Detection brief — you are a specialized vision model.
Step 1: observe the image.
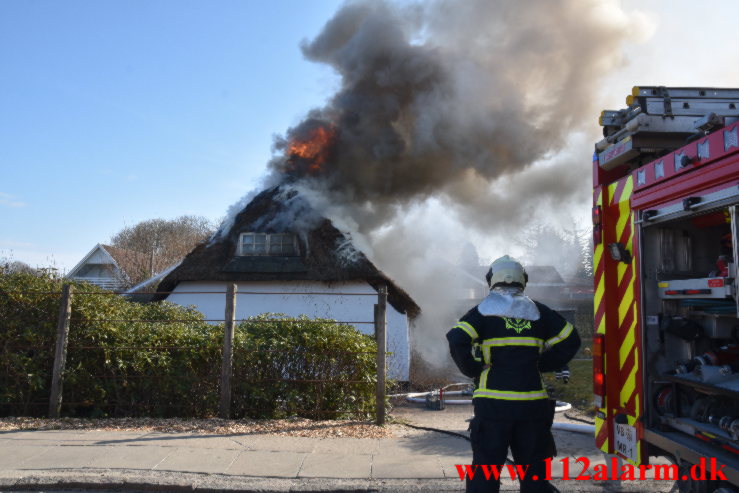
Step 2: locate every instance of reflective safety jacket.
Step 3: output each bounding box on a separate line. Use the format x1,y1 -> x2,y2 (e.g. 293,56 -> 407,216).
446,301 -> 580,420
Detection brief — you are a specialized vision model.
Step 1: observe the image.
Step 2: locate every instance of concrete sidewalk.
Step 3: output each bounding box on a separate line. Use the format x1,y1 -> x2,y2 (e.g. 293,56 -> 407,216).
0,427 -> 674,492
0,427 -> 469,492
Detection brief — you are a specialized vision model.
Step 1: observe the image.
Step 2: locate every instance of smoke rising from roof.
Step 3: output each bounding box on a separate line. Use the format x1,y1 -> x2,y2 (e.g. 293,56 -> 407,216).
240,0 -> 651,377
266,0 -> 649,230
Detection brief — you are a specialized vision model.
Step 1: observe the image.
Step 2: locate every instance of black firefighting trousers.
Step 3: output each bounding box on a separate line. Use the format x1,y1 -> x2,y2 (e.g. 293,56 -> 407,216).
467,412 -> 556,493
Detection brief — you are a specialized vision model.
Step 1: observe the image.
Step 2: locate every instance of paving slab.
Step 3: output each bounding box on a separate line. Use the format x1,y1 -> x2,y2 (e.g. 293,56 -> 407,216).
1,430 -> 93,444
312,437 -> 379,454
372,453 -> 444,479
2,430 -> 151,448
378,435 -> 464,458
430,436 -> 471,455
120,432 -> 243,449
232,434 -> 317,452
154,446 -> 241,474
87,445 -> 173,470
19,445 -> 105,470
437,454 -> 472,479
70,430 -> 151,442
226,450 -> 306,477
298,452 -> 371,478
0,444 -> 53,470
377,437 -> 419,453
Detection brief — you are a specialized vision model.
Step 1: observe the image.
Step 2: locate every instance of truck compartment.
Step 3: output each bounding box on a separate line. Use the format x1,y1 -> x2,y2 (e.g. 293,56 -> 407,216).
641,205 -> 739,468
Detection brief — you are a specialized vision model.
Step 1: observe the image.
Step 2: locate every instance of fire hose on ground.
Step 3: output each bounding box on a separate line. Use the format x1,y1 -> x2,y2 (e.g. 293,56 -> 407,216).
393,383 -> 595,436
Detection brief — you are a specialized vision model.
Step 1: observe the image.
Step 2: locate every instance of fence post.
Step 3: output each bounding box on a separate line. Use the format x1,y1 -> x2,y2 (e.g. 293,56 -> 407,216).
49,284 -> 73,418
220,283 -> 237,419
375,284 -> 387,425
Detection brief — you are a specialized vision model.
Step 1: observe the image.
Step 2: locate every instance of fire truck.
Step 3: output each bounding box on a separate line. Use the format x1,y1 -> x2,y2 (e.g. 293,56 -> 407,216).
593,86 -> 739,491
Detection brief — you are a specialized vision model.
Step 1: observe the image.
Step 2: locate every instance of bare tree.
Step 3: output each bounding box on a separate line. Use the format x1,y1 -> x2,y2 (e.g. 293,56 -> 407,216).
109,215 -> 216,288
517,223 -> 592,279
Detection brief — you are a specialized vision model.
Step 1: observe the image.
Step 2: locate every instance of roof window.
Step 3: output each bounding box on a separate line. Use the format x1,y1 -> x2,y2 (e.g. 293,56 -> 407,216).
238,233 -> 298,256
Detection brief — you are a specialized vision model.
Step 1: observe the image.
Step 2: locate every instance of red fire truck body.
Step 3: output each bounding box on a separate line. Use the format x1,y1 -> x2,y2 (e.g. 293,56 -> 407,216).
593,86 -> 739,486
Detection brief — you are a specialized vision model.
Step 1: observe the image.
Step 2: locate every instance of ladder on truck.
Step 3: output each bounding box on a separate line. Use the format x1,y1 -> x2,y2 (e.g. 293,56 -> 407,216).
596,86 -> 739,170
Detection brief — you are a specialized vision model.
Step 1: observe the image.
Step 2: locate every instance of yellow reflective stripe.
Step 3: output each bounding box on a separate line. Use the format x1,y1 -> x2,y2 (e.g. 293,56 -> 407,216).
482,337 -> 543,348
480,367 -> 489,389
454,321 -> 478,340
595,415 -> 609,453
620,351 -> 638,408
546,322 -> 574,347
473,389 -> 548,400
482,345 -> 491,365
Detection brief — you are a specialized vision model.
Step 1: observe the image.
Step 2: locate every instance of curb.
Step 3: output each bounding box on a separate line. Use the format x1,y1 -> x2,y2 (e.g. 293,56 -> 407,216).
0,470 -> 464,493
0,470 -> 674,492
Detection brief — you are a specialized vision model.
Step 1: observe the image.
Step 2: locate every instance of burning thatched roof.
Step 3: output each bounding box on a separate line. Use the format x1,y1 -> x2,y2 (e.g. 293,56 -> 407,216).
157,187 -> 420,317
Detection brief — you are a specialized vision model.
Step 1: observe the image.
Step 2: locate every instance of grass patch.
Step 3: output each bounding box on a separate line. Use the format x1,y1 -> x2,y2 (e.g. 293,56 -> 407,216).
543,359 -> 593,413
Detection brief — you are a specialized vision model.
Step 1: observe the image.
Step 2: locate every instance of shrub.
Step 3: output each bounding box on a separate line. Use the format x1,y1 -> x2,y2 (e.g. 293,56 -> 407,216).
0,271 -> 219,417
0,272 -> 379,419
0,271 -> 64,415
232,315 -> 378,420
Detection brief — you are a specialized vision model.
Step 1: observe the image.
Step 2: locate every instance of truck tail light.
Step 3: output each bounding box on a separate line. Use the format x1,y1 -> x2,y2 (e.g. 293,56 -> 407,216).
593,333 -> 606,408
593,206 -> 603,244
684,289 -> 711,295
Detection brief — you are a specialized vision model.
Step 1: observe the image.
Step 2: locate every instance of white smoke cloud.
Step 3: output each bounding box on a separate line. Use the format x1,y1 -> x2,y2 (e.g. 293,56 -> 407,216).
223,0 -> 654,377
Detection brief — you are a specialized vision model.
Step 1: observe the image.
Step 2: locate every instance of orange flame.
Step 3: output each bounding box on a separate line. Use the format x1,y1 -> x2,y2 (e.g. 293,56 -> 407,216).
287,124 -> 336,174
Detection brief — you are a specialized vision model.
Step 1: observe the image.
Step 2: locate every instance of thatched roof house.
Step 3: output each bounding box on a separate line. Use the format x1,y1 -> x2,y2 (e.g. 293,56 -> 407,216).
157,187 -> 419,317
157,186 -> 420,380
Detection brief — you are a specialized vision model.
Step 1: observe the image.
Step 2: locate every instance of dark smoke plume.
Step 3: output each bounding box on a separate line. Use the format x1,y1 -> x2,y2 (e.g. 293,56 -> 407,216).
252,0 -> 649,374
267,0 -> 644,232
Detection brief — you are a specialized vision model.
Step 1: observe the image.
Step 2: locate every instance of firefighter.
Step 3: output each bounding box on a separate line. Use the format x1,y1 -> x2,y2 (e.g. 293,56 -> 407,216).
446,255 -> 580,493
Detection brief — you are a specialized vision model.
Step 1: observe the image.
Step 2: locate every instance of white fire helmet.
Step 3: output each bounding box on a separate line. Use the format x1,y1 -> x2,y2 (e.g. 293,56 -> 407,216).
486,255 -> 528,289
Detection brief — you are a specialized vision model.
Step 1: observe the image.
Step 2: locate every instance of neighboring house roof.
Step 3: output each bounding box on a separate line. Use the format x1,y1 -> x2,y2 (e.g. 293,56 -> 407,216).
66,244 -> 127,290
526,265 -> 566,286
157,187 -> 420,317
524,265 -> 575,308
563,276 -> 595,296
66,244 -> 111,279
67,244 -> 157,290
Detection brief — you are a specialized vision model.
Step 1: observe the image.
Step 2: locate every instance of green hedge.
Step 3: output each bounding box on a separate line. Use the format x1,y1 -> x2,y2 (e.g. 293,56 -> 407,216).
232,315 -> 377,419
0,271 -> 379,419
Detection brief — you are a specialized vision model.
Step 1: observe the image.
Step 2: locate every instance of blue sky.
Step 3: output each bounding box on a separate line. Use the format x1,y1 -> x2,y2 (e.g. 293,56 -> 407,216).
1,0 -> 343,270
2,0 -> 739,272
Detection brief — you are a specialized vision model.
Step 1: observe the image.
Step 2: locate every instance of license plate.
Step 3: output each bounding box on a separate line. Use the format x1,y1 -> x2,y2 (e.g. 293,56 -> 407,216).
615,423 -> 637,462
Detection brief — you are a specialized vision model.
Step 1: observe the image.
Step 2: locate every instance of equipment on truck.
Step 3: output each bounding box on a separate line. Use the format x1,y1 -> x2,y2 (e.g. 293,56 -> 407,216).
596,86 -> 739,171
594,86 -> 739,492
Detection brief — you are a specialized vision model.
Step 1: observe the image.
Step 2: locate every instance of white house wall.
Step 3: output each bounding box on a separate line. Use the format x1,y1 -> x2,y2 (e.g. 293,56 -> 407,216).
166,281 -> 410,381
